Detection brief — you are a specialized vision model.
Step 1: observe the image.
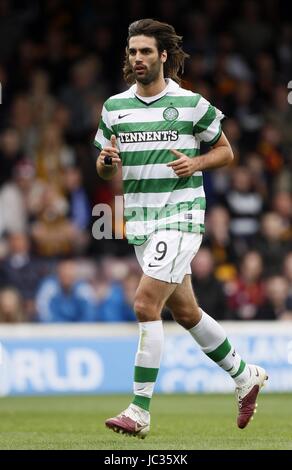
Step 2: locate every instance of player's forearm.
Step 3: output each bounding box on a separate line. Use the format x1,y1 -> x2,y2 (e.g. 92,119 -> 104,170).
96,160 -> 118,180
194,144 -> 234,171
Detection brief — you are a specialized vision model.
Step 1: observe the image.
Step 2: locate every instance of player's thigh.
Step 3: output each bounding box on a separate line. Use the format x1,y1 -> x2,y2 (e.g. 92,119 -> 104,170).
135,273 -> 177,311
166,274 -> 201,319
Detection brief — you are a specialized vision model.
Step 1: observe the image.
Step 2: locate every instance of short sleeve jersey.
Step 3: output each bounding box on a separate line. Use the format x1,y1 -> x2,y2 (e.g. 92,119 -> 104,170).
94,79 -> 224,245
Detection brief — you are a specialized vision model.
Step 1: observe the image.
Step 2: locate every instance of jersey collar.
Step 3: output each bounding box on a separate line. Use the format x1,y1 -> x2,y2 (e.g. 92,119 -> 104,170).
129,78 -> 179,98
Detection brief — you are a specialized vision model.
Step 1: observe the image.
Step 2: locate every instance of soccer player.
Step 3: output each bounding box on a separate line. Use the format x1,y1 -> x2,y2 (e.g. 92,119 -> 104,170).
94,19 -> 268,438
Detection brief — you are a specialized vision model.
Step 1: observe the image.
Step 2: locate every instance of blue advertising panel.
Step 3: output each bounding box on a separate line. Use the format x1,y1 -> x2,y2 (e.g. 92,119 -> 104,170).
0,330 -> 291,395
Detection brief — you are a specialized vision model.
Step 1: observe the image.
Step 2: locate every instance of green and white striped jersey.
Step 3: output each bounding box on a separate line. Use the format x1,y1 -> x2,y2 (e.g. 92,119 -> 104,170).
94,79 -> 224,245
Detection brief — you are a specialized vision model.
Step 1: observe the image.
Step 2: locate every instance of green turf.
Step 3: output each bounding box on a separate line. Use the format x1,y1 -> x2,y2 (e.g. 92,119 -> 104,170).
0,394 -> 291,450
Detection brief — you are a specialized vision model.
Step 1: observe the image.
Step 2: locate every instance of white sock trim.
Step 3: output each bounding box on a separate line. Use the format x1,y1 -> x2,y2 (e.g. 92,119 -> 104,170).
134,382 -> 155,398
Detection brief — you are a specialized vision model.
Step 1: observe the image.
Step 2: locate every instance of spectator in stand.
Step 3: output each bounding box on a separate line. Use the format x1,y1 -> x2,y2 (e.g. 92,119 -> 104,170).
0,288 -> 23,323
9,94 -> 37,156
60,55 -> 108,138
0,127 -> 23,187
40,28 -> 71,93
206,119 -> 239,209
31,184 -> 76,257
257,276 -> 291,320
272,192 -> 292,242
264,84 -> 292,155
255,52 -> 276,103
0,158 -> 49,246
283,253 -> 292,308
63,166 -> 91,231
245,152 -> 268,200
63,165 -> 91,253
276,24 -> 292,82
221,118 -> 242,162
224,80 -> 263,151
191,248 -> 227,320
0,159 -> 47,233
0,232 -> 49,321
257,124 -> 285,185
34,123 -> 75,193
225,251 -> 266,320
13,159 -> 46,218
98,271 -> 138,322
28,69 -> 56,129
51,102 -> 72,139
36,259 -> 97,322
253,212 -> 292,277
222,166 -> 264,255
96,257 -> 138,322
232,1 -> 272,60
0,167 -> 27,238
204,205 -> 237,282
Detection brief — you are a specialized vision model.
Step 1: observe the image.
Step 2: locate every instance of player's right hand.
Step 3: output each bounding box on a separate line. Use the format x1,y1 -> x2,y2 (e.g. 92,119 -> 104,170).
99,135 -> 121,166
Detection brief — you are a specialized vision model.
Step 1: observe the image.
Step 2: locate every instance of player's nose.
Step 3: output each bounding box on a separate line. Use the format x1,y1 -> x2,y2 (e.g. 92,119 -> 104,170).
135,53 -> 143,62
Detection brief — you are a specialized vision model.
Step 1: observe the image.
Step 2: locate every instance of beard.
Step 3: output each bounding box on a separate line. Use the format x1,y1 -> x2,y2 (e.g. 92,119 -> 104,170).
133,60 -> 161,85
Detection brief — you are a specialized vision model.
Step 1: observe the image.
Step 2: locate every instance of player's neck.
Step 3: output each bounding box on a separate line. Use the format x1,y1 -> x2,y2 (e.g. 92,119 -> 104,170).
136,76 -> 167,97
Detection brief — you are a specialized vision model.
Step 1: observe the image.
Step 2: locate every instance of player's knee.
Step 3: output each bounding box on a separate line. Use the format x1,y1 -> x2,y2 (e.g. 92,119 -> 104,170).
134,297 -> 161,322
173,314 -> 192,329
172,307 -> 201,329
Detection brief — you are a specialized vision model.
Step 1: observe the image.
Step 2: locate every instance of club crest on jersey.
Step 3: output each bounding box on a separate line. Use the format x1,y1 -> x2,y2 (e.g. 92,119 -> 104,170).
163,107 -> 179,121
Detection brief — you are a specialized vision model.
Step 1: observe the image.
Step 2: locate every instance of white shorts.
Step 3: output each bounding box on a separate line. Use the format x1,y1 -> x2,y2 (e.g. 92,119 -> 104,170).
134,230 -> 203,284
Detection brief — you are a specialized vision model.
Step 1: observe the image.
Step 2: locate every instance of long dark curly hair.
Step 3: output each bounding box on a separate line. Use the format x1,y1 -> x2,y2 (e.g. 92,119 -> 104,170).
123,18 -> 189,86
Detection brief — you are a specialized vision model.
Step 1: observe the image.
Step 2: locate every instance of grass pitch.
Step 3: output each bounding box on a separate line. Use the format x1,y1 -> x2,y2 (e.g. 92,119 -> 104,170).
0,394 -> 291,450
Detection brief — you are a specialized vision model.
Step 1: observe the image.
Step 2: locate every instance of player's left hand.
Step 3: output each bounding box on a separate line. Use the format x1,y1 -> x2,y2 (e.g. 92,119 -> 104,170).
167,150 -> 200,177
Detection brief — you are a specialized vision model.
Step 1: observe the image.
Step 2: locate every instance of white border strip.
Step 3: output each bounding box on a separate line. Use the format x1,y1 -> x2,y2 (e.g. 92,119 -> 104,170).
0,322 -> 292,338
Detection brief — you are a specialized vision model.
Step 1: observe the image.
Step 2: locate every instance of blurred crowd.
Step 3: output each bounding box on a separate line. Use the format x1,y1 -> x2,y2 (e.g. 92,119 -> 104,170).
0,0 -> 292,323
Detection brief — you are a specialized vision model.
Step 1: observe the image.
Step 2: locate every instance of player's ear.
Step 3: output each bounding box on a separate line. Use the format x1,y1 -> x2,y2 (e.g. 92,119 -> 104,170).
161,50 -> 167,63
